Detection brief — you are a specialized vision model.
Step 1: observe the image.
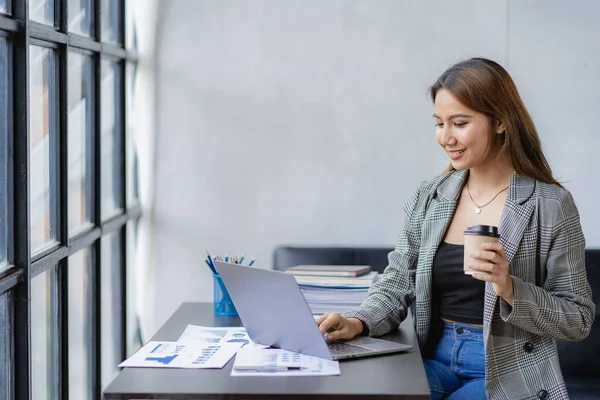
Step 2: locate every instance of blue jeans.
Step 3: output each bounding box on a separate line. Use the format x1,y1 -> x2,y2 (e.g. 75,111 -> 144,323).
423,322 -> 486,399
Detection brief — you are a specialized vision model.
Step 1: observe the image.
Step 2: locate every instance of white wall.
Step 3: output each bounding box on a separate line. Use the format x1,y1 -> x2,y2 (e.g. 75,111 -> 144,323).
506,0 -> 600,244
147,0 -> 600,336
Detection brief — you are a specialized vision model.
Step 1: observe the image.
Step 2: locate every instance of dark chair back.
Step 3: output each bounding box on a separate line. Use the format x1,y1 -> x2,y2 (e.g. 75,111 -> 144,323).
273,246 -> 392,273
556,249 -> 600,377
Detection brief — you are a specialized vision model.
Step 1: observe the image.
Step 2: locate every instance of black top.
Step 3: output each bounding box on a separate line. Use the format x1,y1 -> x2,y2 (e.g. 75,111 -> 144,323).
432,242 -> 485,325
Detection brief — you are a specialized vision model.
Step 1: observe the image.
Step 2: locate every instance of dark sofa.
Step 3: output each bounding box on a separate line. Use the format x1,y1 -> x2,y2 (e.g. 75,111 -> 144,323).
274,246 -> 600,399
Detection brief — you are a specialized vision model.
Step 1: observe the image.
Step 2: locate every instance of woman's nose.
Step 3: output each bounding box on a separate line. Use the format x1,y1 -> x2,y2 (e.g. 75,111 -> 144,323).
440,126 -> 456,145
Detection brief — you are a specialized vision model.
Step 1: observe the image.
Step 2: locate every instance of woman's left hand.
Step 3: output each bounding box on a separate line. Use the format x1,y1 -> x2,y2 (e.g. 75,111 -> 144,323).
469,243 -> 514,305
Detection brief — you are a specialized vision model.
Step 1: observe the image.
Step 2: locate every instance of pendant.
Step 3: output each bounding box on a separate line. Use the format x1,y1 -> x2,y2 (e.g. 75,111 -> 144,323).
475,208 -> 481,214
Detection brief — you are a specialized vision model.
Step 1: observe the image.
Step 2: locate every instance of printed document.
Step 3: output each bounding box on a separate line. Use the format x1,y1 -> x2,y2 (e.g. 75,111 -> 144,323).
177,324 -> 268,348
231,347 -> 340,377
119,326 -> 258,369
118,340 -> 242,369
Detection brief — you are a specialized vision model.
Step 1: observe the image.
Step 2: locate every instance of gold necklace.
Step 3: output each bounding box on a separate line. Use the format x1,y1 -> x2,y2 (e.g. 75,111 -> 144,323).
467,183 -> 509,214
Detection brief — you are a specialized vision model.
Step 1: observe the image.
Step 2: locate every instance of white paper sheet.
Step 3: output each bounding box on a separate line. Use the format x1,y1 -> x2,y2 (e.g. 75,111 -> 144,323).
177,325 -> 268,348
118,340 -> 243,369
230,347 -> 340,377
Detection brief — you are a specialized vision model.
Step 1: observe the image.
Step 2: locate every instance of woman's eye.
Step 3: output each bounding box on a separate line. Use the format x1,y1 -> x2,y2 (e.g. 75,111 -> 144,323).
435,122 -> 443,128
454,122 -> 467,128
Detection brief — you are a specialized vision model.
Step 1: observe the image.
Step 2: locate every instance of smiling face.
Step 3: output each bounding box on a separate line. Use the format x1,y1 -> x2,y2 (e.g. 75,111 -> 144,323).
433,89 -> 505,171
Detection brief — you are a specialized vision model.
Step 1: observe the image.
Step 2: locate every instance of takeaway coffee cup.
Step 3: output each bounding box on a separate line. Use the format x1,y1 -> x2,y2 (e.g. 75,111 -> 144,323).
464,225 -> 500,275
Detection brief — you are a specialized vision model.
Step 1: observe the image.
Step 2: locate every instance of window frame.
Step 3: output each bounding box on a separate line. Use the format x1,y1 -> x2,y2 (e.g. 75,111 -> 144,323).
0,1 -> 140,399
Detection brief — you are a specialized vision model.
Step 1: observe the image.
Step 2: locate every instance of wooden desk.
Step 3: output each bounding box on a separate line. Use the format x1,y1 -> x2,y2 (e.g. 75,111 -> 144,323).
103,302 -> 430,399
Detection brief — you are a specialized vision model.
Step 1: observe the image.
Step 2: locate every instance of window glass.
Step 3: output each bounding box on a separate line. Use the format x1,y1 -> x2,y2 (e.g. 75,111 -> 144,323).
0,0 -> 7,13
0,292 -> 12,399
68,52 -> 94,234
101,231 -> 122,390
68,248 -> 93,399
126,62 -> 139,206
31,269 -> 58,400
126,221 -> 141,356
125,0 -> 137,51
68,0 -> 93,36
101,59 -> 122,219
30,46 -> 57,254
29,0 -> 54,25
102,0 -> 121,44
0,38 -> 7,269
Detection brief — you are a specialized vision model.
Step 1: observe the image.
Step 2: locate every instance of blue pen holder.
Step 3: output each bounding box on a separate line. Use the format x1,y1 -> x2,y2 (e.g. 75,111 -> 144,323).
213,274 -> 238,316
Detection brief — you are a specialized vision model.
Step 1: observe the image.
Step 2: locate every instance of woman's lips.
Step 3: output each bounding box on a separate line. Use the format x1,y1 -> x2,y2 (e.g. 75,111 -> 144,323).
448,149 -> 466,160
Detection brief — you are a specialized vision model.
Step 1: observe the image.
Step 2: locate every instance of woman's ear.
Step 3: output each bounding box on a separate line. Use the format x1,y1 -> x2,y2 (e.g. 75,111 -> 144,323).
495,119 -> 506,134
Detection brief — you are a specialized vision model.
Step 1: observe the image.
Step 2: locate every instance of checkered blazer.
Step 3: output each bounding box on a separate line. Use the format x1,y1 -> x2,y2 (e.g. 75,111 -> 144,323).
343,169 -> 595,400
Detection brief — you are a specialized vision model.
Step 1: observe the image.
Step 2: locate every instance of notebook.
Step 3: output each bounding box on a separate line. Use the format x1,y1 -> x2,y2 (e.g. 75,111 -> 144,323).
213,261 -> 412,361
285,265 -> 371,277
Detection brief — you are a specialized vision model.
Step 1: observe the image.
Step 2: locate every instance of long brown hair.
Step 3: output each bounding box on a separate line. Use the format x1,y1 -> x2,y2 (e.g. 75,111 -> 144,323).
429,57 -> 560,186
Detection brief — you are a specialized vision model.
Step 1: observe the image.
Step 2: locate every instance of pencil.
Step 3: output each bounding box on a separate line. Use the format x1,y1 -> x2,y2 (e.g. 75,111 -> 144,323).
248,257 -> 256,266
206,251 -> 216,267
205,251 -> 217,274
205,259 -> 217,275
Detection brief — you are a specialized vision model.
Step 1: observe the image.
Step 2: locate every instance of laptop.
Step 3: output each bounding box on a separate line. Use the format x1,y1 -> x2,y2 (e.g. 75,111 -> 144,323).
214,261 -> 413,361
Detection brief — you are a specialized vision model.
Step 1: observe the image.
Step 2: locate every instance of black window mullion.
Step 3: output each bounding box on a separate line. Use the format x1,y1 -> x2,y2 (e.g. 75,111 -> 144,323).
58,0 -> 68,395
58,257 -> 68,400
118,60 -> 125,212
92,0 -> 102,397
8,291 -> 14,400
93,0 -> 102,233
91,238 -> 101,400
12,2 -> 32,400
58,0 -> 68,245
119,225 -> 126,363
119,0 -> 125,46
118,56 -> 128,364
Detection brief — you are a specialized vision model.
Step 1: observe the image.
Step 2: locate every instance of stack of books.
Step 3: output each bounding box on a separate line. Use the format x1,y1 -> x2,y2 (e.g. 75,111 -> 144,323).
284,265 -> 377,315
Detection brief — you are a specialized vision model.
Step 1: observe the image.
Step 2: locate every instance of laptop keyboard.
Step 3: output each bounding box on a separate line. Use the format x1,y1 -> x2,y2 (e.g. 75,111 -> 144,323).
327,341 -> 372,357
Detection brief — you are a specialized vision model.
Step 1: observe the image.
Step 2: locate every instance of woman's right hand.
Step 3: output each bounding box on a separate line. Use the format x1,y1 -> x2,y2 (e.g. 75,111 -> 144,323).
316,312 -> 364,341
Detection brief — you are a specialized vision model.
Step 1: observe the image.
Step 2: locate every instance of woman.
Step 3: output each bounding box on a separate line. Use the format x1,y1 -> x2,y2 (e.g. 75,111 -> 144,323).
316,58 -> 595,399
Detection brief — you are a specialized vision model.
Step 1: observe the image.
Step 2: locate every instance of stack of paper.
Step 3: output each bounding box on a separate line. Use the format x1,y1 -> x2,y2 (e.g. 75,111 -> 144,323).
300,285 -> 370,314
285,265 -> 377,314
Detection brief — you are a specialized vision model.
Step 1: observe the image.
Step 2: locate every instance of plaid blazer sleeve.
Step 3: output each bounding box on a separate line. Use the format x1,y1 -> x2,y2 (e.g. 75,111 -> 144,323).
499,190 -> 595,341
342,182 -> 426,337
